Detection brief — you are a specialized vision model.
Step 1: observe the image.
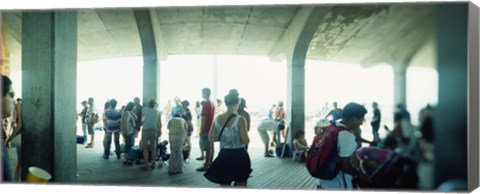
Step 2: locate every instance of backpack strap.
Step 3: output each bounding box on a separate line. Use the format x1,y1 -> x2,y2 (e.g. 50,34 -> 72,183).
218,114 -> 237,140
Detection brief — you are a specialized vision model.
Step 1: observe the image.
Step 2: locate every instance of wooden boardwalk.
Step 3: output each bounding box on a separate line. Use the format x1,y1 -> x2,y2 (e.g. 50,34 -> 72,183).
75,137 -> 317,190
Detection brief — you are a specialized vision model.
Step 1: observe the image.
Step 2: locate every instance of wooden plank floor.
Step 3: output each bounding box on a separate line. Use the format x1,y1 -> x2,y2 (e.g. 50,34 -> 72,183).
75,133 -> 317,190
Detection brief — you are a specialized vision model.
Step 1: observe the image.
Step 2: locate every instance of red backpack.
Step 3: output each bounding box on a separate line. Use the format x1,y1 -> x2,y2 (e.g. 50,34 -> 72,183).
305,123 -> 349,179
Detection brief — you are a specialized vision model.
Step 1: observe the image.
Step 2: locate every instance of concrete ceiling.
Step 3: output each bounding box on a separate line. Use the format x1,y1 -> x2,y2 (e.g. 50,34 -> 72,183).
2,4 -> 435,67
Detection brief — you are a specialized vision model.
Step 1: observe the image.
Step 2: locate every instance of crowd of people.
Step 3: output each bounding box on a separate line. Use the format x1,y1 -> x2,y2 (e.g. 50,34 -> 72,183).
1,74 -> 436,189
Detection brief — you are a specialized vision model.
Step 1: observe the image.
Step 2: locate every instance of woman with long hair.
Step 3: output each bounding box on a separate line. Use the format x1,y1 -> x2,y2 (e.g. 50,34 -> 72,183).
121,102 -> 136,165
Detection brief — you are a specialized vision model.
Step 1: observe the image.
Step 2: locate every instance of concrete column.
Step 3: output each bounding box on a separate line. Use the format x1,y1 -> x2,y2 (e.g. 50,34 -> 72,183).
213,55 -> 218,102
286,62 -> 305,145
21,11 -> 77,182
393,65 -> 407,108
284,7 -> 331,145
467,2 -> 480,190
434,3 -> 468,188
134,10 -> 160,106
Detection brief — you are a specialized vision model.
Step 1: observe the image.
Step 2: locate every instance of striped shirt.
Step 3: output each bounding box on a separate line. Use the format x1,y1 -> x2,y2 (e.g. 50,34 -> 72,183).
105,108 -> 121,132
167,117 -> 187,137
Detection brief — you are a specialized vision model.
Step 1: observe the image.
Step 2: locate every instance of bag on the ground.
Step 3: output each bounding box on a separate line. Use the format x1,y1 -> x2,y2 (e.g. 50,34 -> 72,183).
157,140 -> 170,161
275,143 -> 293,157
305,123 -> 349,180
129,146 -> 140,161
76,135 -> 86,144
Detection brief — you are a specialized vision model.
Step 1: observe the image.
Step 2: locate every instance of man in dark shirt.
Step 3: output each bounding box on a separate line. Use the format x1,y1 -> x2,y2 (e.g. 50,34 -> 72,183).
133,97 -> 143,136
371,102 -> 381,143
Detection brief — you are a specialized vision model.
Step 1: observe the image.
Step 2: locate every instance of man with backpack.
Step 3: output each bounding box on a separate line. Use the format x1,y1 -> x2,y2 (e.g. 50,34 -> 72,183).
307,102 -> 371,189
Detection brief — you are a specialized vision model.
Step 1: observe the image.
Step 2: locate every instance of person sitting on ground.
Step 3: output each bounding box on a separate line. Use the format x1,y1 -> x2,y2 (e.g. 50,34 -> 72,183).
293,130 -> 309,162
257,118 -> 283,157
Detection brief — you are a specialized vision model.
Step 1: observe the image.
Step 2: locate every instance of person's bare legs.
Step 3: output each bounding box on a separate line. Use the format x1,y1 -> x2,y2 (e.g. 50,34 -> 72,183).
14,156 -> 21,181
87,134 -> 94,146
142,146 -> 150,169
206,146 -> 214,168
151,143 -> 156,168
264,143 -> 269,156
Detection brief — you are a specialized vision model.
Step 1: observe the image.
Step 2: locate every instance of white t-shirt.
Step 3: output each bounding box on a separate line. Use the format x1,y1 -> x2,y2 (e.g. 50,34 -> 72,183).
257,118 -> 278,132
317,123 -> 357,190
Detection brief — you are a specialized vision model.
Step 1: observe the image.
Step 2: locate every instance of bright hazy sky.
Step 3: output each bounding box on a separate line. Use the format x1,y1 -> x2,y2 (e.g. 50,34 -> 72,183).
8,54 -> 438,126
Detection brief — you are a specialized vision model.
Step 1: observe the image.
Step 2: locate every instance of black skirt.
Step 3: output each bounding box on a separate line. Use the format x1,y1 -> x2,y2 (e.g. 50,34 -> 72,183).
204,148 -> 252,184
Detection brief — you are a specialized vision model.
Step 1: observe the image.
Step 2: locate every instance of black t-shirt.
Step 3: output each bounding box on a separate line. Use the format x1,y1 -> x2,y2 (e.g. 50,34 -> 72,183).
81,107 -> 88,123
371,108 -> 381,126
182,108 -> 193,135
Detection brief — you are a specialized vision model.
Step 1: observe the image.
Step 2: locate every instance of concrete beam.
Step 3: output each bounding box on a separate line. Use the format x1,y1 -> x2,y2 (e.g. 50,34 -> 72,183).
360,13 -> 432,68
133,9 -> 160,106
268,6 -> 330,62
21,10 -> 77,182
149,8 -> 168,61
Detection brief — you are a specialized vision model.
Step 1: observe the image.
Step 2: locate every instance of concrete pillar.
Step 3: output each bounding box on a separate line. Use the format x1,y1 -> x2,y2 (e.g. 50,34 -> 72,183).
393,65 -> 407,108
467,2 -> 479,190
286,62 -> 305,144
434,3 -> 468,188
283,7 -> 331,145
133,10 -> 160,106
213,55 -> 218,102
21,11 -> 77,182
0,12 -> 10,76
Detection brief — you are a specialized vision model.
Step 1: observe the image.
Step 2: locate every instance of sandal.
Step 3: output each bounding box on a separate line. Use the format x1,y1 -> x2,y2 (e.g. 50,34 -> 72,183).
196,166 -> 209,172
140,166 -> 150,171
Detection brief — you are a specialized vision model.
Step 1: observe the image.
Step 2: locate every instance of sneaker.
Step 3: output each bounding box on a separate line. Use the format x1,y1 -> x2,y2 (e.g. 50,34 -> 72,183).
196,157 -> 205,161
264,153 -> 274,158
103,155 -> 109,159
85,144 -> 94,148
